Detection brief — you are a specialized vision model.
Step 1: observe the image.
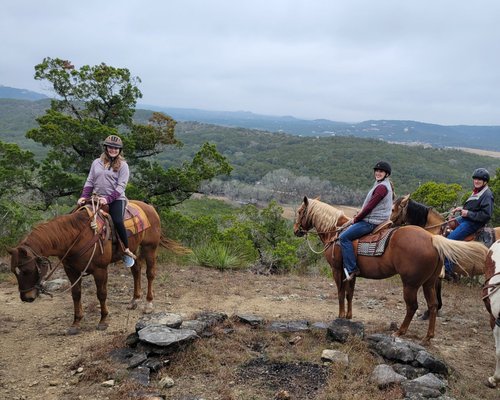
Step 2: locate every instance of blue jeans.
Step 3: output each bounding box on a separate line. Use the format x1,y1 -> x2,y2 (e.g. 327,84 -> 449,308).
444,217 -> 484,273
338,221 -> 376,273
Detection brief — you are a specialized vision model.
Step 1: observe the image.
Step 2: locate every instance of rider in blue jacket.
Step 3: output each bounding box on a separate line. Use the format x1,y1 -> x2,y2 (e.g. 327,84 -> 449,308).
444,168 -> 494,280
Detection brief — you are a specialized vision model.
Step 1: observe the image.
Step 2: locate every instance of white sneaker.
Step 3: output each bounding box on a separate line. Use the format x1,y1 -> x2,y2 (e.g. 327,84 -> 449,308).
122,255 -> 135,268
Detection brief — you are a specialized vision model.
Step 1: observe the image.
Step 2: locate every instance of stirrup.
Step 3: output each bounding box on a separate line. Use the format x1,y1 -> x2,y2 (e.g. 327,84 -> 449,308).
122,255 -> 135,268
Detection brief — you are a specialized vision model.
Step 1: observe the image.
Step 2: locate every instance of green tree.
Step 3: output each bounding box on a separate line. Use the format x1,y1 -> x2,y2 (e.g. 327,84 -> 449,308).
22,57 -> 231,208
411,181 -> 462,212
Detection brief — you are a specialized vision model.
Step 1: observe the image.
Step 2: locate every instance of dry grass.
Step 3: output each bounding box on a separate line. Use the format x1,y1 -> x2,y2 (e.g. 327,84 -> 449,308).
68,317 -> 421,400
1,261 -> 499,400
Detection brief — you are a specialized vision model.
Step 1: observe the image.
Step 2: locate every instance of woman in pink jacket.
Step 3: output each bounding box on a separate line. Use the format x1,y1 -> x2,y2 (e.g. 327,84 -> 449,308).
77,135 -> 135,267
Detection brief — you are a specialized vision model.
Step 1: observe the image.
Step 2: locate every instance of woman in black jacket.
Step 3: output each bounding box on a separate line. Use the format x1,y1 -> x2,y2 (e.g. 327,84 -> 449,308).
444,168 -> 494,279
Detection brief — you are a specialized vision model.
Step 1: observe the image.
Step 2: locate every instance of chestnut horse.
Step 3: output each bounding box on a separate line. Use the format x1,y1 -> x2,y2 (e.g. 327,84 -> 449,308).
9,200 -> 187,334
391,195 -> 497,277
483,240 -> 500,388
294,196 -> 488,343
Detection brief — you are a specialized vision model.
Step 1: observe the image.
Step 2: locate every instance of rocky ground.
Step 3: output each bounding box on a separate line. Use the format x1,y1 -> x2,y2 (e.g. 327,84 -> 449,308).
0,258 -> 498,399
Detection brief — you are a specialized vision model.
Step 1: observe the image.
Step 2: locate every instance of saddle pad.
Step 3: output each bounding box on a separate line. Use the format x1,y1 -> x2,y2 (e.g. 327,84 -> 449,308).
475,227 -> 496,248
80,203 -> 151,237
355,228 -> 398,257
124,202 -> 151,237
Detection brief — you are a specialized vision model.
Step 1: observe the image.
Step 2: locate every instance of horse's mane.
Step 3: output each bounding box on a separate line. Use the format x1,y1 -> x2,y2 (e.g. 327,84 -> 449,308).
406,199 -> 430,227
23,210 -> 89,249
306,199 -> 344,232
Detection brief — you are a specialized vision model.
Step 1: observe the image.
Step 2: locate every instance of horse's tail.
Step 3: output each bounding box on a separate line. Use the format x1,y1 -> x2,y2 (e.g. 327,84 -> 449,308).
431,235 -> 488,274
160,235 -> 192,255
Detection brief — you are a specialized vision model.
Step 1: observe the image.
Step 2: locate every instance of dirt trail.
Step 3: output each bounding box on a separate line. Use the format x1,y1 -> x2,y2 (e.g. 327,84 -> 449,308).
0,262 -> 498,399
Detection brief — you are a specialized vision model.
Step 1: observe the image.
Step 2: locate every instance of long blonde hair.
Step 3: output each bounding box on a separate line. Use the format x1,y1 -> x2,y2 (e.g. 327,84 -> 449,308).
100,151 -> 125,172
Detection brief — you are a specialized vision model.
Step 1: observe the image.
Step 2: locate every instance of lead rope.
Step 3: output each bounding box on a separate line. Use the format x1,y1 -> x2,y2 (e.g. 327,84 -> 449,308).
305,233 -> 336,254
42,195 -> 102,296
56,242 -> 98,295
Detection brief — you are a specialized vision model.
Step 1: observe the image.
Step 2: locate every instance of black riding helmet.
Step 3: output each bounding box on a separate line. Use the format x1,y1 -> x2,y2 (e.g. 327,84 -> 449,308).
373,160 -> 391,176
472,168 -> 490,182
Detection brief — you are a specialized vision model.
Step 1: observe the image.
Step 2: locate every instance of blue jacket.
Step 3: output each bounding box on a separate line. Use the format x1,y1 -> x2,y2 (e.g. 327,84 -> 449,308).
463,186 -> 494,225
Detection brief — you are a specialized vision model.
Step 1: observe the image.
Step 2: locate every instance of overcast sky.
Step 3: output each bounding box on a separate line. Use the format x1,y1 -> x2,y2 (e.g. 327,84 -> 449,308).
2,1 -> 500,125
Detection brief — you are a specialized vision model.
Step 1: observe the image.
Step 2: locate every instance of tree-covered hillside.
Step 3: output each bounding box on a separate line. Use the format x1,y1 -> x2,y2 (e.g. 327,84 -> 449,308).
2,99 -> 499,199
153,122 -> 500,196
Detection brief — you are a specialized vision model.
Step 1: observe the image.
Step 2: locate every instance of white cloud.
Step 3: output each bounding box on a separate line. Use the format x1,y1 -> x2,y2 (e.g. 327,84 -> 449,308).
2,0 -> 500,125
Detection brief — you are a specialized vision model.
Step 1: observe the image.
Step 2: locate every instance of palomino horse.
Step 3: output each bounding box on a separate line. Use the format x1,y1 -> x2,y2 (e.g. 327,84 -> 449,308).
294,196 -> 488,343
483,240 -> 500,388
9,200 -> 187,334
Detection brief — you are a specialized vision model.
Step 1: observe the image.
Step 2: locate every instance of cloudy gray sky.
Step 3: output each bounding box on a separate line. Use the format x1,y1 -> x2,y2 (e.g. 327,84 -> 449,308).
2,1 -> 500,125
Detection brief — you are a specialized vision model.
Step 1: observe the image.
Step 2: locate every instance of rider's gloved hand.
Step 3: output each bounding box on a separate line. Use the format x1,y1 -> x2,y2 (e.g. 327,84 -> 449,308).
99,197 -> 108,206
77,197 -> 87,206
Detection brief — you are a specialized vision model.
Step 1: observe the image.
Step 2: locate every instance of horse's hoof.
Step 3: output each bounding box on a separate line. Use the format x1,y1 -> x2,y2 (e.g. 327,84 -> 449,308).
485,377 -> 498,388
127,301 -> 138,310
96,323 -> 108,331
67,326 -> 80,335
391,331 -> 402,338
143,302 -> 154,314
420,338 -> 431,346
419,311 -> 429,321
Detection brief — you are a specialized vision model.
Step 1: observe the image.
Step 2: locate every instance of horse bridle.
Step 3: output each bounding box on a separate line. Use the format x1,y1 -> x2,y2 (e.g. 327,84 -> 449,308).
12,204 -> 101,296
296,203 -> 344,254
295,204 -> 310,236
13,245 -> 53,295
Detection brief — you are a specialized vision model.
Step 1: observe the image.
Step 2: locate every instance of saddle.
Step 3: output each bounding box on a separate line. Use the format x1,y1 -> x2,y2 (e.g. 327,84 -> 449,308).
81,202 -> 151,240
444,225 -> 496,248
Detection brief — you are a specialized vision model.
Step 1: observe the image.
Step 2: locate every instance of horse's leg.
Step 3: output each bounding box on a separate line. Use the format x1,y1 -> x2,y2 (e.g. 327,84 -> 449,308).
420,279 -> 438,344
487,325 -> 500,388
65,267 -> 84,335
127,251 -> 143,311
92,267 -> 109,330
333,268 -> 346,318
143,246 -> 158,314
393,284 -> 419,338
345,279 -> 356,319
421,278 -> 443,321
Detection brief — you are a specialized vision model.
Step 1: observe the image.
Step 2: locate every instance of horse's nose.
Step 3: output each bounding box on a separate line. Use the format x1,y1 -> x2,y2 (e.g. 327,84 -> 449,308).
20,291 -> 37,302
21,296 -> 35,303
293,224 -> 305,237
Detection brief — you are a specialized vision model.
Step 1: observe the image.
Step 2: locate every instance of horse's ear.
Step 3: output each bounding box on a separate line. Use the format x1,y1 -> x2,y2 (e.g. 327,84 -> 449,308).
303,196 -> 309,205
401,194 -> 410,205
315,195 -> 321,200
17,246 -> 28,257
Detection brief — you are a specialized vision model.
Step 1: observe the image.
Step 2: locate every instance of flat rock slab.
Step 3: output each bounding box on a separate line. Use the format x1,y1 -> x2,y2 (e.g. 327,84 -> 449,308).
138,325 -> 198,347
135,312 -> 183,332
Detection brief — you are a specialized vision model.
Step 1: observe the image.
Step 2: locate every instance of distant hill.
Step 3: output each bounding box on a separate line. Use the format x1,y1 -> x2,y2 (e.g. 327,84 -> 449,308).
0,85 -> 49,101
139,105 -> 500,151
1,85 -> 500,151
1,95 -> 499,196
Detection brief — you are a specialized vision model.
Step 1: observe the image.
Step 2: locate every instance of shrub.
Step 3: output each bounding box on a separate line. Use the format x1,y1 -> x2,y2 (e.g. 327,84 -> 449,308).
190,242 -> 246,271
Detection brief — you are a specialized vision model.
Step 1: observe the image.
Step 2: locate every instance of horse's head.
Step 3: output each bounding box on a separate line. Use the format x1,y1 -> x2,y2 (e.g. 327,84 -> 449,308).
391,194 -> 410,225
293,196 -> 312,237
8,245 -> 50,302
